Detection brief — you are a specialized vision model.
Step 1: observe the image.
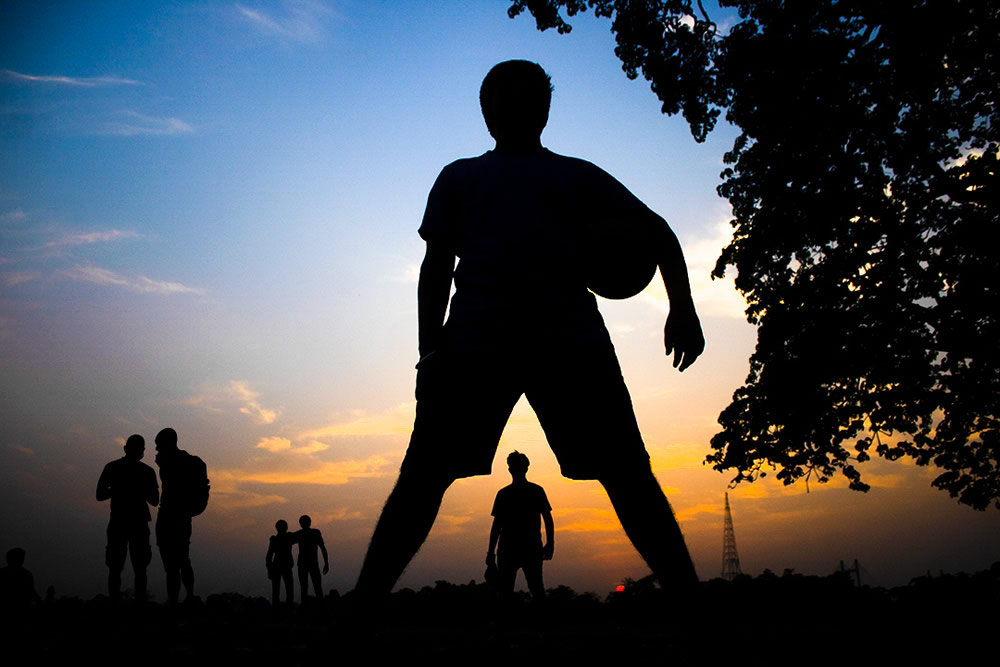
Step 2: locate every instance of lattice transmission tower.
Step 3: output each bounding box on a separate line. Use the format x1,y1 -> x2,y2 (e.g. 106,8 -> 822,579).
721,492 -> 743,581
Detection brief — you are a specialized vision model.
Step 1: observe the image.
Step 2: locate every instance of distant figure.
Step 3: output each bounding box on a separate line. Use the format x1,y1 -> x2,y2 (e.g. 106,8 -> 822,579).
294,515 -> 329,601
0,548 -> 40,617
487,451 -> 553,600
154,427 -> 209,605
357,60 -> 703,598
266,519 -> 295,610
96,434 -> 159,601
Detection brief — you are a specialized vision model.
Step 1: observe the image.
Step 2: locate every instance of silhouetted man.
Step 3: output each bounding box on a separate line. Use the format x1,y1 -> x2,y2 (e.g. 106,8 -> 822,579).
356,60 -> 704,598
0,548 -> 40,619
487,451 -> 553,600
266,519 -> 295,610
96,434 -> 159,601
155,427 -> 209,605
294,515 -> 329,601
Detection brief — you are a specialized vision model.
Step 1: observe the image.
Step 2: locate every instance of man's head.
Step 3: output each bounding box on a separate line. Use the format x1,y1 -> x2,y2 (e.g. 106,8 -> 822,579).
124,434 -> 145,460
6,547 -> 25,567
480,60 -> 552,143
299,515 -> 311,529
275,519 -> 288,533
507,450 -> 530,477
155,427 -> 178,454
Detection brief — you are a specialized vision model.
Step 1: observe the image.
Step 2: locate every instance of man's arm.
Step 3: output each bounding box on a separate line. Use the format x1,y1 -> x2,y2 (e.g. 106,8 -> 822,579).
650,214 -> 705,372
541,510 -> 554,561
266,539 -> 275,570
96,464 -> 112,502
319,533 -> 329,574
487,516 -> 502,565
147,468 -> 159,507
417,240 -> 456,359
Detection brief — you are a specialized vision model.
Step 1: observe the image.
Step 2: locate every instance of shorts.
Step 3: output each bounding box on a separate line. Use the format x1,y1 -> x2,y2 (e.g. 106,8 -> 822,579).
400,324 -> 648,480
106,520 -> 152,572
156,513 -> 192,569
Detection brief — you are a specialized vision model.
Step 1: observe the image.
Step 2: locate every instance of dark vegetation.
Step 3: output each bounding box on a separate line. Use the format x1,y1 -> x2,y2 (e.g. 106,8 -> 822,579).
6,566 -> 998,665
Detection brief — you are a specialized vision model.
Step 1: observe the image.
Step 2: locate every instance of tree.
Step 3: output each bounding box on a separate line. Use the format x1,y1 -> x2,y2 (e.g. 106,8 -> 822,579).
508,1 -> 1000,509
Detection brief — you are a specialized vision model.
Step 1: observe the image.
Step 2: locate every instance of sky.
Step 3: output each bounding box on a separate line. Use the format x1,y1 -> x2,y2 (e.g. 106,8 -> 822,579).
2,0 -> 998,601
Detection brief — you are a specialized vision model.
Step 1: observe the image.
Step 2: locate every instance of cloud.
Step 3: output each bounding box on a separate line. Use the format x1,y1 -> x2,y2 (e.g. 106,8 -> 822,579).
225,455 -> 392,486
2,69 -> 142,87
230,380 -> 280,424
187,381 -> 280,424
299,403 -> 415,439
44,229 -> 139,249
1,271 -> 41,288
257,436 -> 292,452
636,218 -> 749,319
99,111 -> 194,137
62,265 -> 205,295
1,210 -> 26,223
237,0 -> 334,43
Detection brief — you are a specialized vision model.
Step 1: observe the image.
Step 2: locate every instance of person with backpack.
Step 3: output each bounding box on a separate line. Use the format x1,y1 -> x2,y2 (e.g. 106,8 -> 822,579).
154,427 -> 209,605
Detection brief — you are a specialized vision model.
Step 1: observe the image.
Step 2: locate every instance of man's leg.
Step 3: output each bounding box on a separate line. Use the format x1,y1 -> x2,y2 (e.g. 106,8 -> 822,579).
599,464 -> 698,591
522,557 -> 546,601
355,468 -> 453,597
309,565 -> 323,600
298,566 -> 310,600
106,522 -> 126,601
129,524 -> 152,602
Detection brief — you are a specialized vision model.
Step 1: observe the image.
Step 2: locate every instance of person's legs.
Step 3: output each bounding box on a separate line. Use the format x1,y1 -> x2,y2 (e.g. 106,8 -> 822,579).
599,464 -> 698,591
298,566 -> 310,600
282,569 -> 294,606
106,522 -> 126,601
128,523 -> 151,602
355,469 -> 454,597
309,565 -> 323,599
522,557 -> 546,600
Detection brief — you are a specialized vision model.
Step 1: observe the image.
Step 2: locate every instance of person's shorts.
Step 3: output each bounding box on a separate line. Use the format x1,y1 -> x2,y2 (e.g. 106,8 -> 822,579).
155,513 -> 192,568
400,325 -> 648,480
106,520 -> 152,571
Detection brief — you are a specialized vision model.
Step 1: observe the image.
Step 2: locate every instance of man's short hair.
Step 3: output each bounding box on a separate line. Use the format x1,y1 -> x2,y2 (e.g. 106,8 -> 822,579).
124,434 -> 145,454
507,450 -> 530,472
155,427 -> 178,448
479,60 -> 553,141
299,515 -> 311,528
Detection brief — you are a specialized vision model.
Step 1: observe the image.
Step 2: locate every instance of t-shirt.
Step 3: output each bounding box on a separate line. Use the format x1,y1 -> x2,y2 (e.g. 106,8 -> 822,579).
491,481 -> 552,555
418,148 -> 651,339
295,528 -> 325,567
97,457 -> 159,523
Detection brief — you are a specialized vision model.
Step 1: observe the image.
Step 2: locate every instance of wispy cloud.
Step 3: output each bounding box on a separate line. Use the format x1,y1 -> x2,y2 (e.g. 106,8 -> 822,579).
299,404 -> 416,439
228,455 -> 391,485
99,111 -> 194,137
1,210 -> 26,223
63,264 -> 205,295
236,0 -> 334,43
44,229 -> 140,249
2,69 -> 143,87
1,271 -> 41,288
186,381 -> 280,425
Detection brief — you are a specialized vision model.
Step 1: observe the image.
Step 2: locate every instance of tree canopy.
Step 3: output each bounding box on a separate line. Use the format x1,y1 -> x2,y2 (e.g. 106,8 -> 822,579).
508,1 -> 1000,509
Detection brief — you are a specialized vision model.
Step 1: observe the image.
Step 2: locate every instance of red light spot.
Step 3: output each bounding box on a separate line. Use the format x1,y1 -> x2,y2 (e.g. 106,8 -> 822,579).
615,584 -> 625,592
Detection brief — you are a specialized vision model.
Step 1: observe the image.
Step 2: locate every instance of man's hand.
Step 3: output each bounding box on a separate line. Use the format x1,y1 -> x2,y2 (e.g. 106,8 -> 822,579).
486,552 -> 496,567
323,563 -> 329,575
664,305 -> 705,372
542,543 -> 553,561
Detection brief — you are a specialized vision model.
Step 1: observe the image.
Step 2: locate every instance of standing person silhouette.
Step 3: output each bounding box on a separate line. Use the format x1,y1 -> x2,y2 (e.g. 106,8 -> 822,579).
154,427 -> 209,605
294,515 -> 329,601
487,451 -> 553,601
266,519 -> 295,610
356,60 -> 704,598
96,434 -> 159,602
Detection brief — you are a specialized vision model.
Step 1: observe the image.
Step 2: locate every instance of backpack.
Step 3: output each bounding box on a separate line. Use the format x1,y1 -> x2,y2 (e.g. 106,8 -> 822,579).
180,452 -> 210,517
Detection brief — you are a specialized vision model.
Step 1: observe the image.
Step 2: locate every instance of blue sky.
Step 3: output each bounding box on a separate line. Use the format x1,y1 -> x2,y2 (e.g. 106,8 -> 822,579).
2,1 -> 998,599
